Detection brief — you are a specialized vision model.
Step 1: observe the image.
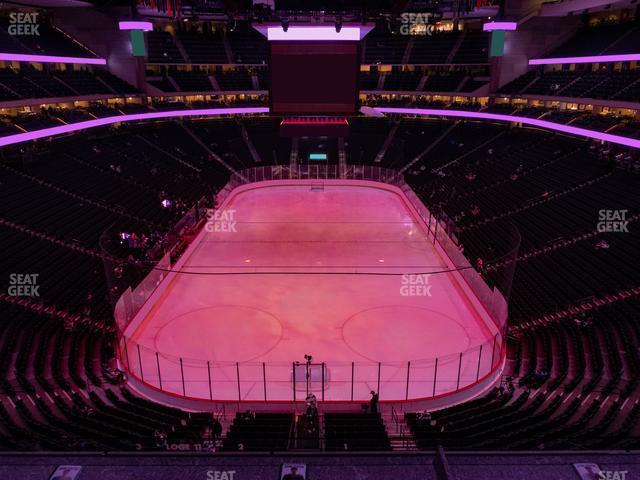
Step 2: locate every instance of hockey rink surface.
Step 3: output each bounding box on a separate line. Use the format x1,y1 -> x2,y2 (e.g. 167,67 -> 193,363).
123,181 -> 499,402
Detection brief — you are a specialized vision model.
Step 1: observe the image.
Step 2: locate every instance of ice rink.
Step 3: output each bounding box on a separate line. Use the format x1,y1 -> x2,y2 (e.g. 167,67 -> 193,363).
123,182 -> 500,402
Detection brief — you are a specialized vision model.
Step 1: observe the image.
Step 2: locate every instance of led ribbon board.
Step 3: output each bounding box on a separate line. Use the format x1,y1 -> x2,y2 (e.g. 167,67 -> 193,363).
0,107 -> 269,148
529,53 -> 640,65
2,107 -> 638,151
0,53 -> 106,65
374,107 -> 640,150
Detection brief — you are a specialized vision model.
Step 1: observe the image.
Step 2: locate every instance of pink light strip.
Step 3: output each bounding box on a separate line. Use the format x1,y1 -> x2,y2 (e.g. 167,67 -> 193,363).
529,53 -> 640,65
281,119 -> 348,125
483,21 -> 517,31
0,53 -> 106,65
118,21 -> 153,31
0,107 -> 269,148
267,26 -> 362,41
375,107 -> 640,149
2,106 -> 636,150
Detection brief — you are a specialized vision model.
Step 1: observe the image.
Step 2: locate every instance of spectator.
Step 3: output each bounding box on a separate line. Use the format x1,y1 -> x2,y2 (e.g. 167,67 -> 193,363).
370,390 -> 379,416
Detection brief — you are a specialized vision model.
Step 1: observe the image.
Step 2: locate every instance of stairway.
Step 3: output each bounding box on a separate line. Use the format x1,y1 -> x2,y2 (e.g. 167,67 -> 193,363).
251,74 -> 260,90
374,119 -> 401,163
600,26 -> 638,54
180,123 -> 245,178
290,138 -> 299,173
208,75 -> 221,92
382,412 -> 418,451
433,131 -> 507,173
455,75 -> 470,93
240,122 -> 262,163
166,75 -> 181,93
416,75 -> 428,91
388,431 -> 418,451
400,122 -> 459,174
402,37 -> 415,64
518,74 -> 541,95
556,74 -> 584,95
446,29 -> 466,64
222,29 -> 234,64
95,76 -> 118,95
215,412 -> 235,451
338,137 -> 347,178
612,76 -> 640,100
0,79 -> 23,99
172,32 -> 191,63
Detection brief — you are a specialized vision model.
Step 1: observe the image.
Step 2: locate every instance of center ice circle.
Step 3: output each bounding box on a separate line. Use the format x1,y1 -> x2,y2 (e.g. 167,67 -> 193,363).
154,305 -> 283,363
341,305 -> 470,362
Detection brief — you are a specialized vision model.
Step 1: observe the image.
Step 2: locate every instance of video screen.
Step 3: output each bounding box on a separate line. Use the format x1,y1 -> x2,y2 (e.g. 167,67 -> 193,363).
270,41 -> 360,114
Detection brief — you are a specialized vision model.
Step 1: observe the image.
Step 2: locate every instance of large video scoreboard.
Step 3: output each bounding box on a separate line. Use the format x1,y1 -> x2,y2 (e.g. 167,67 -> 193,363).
269,41 -> 360,115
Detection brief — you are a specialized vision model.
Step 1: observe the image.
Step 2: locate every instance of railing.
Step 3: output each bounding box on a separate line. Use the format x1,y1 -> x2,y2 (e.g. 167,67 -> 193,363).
118,335 -> 504,402
390,405 -> 398,431
112,165 -> 519,403
215,165 -> 405,202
